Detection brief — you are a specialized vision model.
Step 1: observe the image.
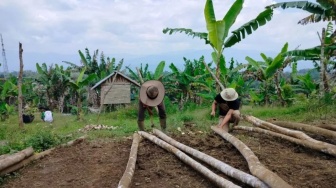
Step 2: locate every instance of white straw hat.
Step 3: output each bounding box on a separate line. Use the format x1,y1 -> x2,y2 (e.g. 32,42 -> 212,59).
220,88 -> 238,101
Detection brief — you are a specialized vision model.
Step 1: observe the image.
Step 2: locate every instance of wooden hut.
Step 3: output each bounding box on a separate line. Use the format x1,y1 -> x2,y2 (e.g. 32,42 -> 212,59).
91,71 -> 140,105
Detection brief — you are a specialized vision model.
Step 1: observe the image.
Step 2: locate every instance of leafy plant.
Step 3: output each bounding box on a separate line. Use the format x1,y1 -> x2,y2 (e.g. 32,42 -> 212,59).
25,131 -> 62,152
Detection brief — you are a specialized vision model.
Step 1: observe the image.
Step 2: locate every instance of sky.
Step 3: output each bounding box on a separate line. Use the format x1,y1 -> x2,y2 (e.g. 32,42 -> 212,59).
0,0 -> 327,73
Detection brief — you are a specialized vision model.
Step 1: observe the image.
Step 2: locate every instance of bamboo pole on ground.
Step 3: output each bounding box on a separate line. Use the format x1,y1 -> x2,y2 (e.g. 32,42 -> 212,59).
0,147 -> 34,171
118,133 -> 142,188
153,129 -> 269,188
211,126 -> 292,188
270,120 -> 336,139
234,126 -> 336,157
138,131 -> 241,188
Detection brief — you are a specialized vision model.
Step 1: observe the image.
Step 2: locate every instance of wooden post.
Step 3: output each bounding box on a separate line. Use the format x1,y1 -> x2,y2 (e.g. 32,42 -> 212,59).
18,43 -> 24,128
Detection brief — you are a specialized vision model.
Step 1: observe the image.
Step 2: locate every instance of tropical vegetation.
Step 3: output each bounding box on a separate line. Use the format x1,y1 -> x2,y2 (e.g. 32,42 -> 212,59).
0,0 -> 335,155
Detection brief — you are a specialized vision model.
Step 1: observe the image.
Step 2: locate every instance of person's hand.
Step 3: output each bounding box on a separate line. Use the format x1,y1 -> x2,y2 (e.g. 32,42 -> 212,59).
210,111 -> 215,117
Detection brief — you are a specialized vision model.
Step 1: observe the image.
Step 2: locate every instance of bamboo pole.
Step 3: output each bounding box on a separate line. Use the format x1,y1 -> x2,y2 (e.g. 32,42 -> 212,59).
211,126 -> 292,188
118,133 -> 142,188
153,129 -> 269,188
139,131 -> 240,188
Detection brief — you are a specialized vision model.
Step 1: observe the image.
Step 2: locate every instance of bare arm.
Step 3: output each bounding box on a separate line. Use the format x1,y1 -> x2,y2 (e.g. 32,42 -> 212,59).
210,101 -> 217,116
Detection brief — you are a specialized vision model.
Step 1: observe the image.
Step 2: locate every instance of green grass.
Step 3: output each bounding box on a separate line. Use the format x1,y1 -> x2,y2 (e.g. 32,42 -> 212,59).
0,99 -> 335,155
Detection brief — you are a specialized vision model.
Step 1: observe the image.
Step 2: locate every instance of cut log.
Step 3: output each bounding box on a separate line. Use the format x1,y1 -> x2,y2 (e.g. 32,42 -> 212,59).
138,131 -> 241,188
243,115 -> 336,156
118,133 -> 142,188
211,126 -> 292,188
0,135 -> 87,176
153,129 -> 269,188
0,147 -> 34,171
234,126 -> 336,157
0,148 -> 54,176
270,120 -> 336,140
60,135 -> 87,147
315,124 -> 336,131
243,115 -> 317,143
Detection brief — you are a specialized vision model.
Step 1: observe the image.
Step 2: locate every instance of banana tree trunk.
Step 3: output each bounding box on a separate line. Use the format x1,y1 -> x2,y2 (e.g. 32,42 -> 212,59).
77,95 -> 82,121
243,115 -> 315,142
153,129 -> 268,188
0,136 -> 86,177
118,133 -> 142,188
0,149 -> 54,177
243,116 -> 336,156
270,120 -> 336,140
315,124 -> 336,131
58,94 -> 65,113
211,126 -> 292,188
0,147 -> 34,171
138,131 -> 240,188
203,60 -> 225,91
319,28 -> 330,93
274,72 -> 286,106
234,126 -> 336,157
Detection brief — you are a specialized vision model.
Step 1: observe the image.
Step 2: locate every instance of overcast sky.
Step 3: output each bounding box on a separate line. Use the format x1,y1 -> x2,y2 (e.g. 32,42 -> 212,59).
0,0 -> 327,72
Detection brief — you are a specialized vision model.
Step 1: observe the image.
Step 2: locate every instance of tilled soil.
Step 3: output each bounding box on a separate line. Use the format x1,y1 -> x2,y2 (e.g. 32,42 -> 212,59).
1,128 -> 336,188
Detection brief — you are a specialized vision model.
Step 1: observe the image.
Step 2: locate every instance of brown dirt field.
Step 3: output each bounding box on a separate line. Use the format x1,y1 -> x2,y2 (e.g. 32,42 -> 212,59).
1,126 -> 336,188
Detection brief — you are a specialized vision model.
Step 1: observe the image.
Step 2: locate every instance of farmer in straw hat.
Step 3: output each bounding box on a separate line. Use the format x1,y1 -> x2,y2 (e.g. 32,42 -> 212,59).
138,80 -> 166,131
210,88 -> 241,132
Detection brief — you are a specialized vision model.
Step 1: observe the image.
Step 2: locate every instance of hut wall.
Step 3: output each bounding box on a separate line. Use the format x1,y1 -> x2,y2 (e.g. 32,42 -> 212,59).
101,83 -> 131,104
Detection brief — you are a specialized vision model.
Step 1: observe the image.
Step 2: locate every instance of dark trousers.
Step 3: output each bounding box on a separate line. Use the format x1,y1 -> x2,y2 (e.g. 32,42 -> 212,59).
138,100 -> 166,121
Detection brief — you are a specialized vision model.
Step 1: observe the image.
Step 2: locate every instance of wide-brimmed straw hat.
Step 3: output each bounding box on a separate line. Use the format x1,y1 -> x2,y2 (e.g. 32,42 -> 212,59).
140,80 -> 165,107
220,88 -> 238,101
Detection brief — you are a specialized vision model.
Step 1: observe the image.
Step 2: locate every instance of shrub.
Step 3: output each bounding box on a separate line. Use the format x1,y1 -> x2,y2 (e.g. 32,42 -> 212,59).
25,131 -> 61,152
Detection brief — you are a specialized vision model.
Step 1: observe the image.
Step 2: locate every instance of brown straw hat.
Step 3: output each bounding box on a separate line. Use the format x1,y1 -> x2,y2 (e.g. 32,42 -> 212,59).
220,88 -> 238,101
140,80 -> 165,106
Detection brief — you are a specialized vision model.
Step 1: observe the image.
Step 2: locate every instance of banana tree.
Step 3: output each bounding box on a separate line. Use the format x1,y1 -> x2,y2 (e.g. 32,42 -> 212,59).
166,57 -> 212,108
266,1 -> 336,25
127,61 -> 166,84
36,63 -> 56,108
284,22 -> 336,93
245,43 -> 289,106
296,72 -> 318,97
66,67 -> 97,120
163,0 -> 273,88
